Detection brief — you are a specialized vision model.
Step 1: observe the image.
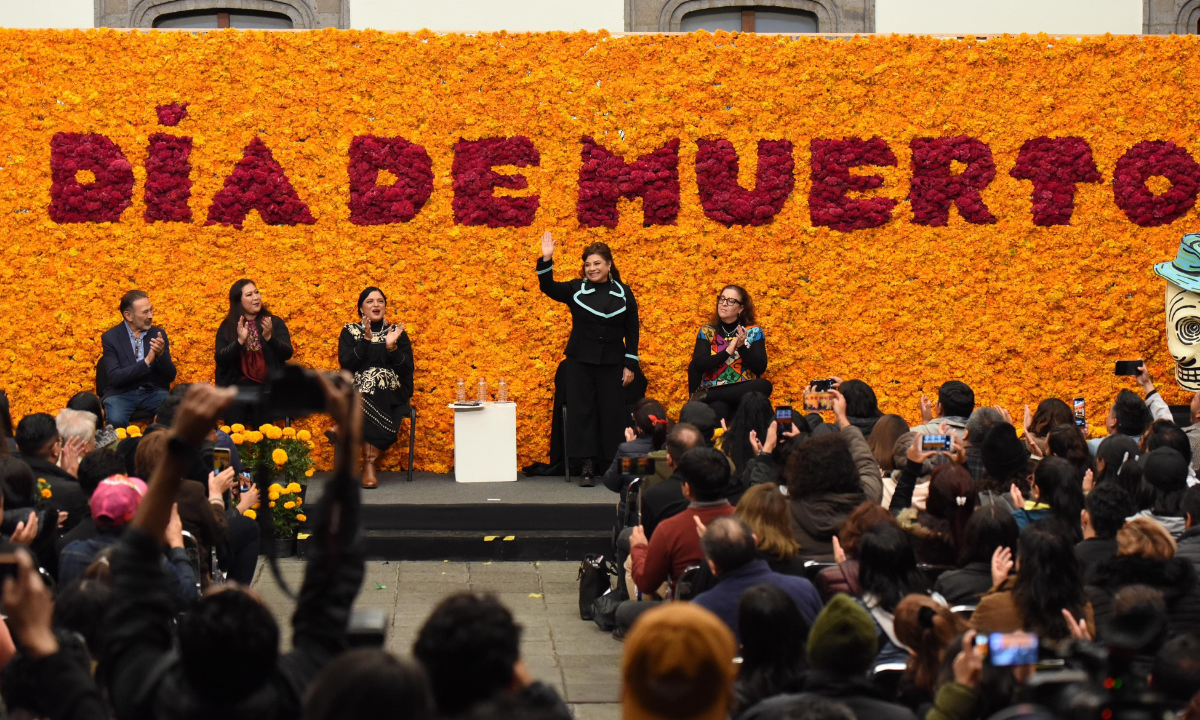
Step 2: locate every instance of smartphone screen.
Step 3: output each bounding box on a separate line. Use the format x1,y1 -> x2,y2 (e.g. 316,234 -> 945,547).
776,405 -> 794,430
213,448 -> 231,474
1072,397 -> 1086,428
802,392 -> 832,412
986,632 -> 1039,666
620,457 -> 634,474
1115,360 -> 1143,376
922,434 -> 952,451
636,457 -> 656,475
809,379 -> 835,392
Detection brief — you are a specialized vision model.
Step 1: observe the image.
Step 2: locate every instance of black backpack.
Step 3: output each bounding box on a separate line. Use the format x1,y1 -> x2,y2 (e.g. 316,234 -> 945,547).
577,553 -> 615,621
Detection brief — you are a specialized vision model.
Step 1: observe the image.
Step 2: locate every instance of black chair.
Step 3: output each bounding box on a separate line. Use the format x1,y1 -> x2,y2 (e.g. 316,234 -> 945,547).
802,560 -> 837,583
918,563 -> 956,585
871,663 -> 907,699
95,357 -> 157,424
675,564 -> 704,601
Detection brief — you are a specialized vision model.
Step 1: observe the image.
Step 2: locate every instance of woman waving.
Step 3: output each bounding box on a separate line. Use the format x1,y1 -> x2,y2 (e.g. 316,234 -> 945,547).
537,231 -> 640,486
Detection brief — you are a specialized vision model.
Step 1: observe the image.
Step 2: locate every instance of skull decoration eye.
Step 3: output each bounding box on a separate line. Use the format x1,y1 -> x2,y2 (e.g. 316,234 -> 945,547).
1177,317 -> 1200,345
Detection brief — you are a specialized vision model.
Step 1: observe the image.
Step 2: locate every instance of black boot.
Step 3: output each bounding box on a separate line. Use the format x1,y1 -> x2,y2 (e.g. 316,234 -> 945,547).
580,458 -> 595,487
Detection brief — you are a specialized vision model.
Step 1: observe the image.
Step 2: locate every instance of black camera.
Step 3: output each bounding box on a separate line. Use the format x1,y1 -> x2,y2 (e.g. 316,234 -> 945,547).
228,364 -> 336,425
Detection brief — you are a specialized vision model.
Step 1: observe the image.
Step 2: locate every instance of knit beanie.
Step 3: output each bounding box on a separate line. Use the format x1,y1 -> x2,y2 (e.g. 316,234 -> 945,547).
1142,447 -> 1188,492
621,603 -> 737,720
980,423 -> 1031,483
806,594 -> 878,677
679,402 -> 719,442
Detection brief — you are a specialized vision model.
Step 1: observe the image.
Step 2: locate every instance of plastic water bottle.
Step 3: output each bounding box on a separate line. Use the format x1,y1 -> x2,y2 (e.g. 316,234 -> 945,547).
456,378 -> 466,403
498,378 -> 508,403
477,378 -> 487,403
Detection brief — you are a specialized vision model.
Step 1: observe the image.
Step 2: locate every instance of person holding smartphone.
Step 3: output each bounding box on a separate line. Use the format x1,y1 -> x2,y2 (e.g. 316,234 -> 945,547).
214,279 -> 294,424
338,287 -> 414,489
537,231 -> 640,487
687,285 -> 771,422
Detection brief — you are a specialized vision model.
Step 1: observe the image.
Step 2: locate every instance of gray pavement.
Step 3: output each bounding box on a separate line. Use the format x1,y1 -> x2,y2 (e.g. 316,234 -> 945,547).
252,559 -> 622,720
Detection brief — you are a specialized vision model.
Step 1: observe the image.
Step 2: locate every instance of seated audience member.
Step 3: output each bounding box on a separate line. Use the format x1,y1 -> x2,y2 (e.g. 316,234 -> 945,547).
639,423 -> 705,539
839,379 -> 883,440
0,550 -> 109,720
962,407 -> 1003,482
734,584 -> 810,715
631,447 -> 737,599
1077,481 -> 1132,580
59,475 -> 198,603
682,400 -> 722,446
621,603 -> 738,720
0,455 -> 35,511
854,523 -> 931,667
56,448 -> 127,554
1180,485 -> 1200,572
736,482 -> 806,576
691,517 -> 822,639
1011,456 -> 1085,539
66,391 -> 119,449
14,413 -> 87,530
910,381 -> 975,439
739,417 -> 805,488
740,595 -> 919,720
868,413 -> 910,477
1086,517 -> 1200,637
1025,398 -> 1074,457
815,501 -> 898,602
413,593 -> 569,720
784,389 -> 883,561
934,506 -> 1019,607
895,462 -> 977,567
56,409 -> 97,458
1152,634 -> 1200,710
1086,368 -> 1169,456
1047,422 -> 1095,483
100,289 -> 176,428
688,285 -> 772,423
1133,447 -> 1191,537
882,432 -> 933,511
302,648 -> 433,720
892,594 -> 969,708
103,381 -> 365,720
601,398 -> 670,493
721,391 -> 775,480
978,422 -> 1032,512
973,520 -> 1094,641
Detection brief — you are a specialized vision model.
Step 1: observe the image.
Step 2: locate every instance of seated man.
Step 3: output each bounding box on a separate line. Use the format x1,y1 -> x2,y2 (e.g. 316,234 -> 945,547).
100,290 -> 176,428
1076,482 -> 1130,580
1088,364 -> 1173,456
14,413 -> 87,530
639,423 -> 705,540
413,593 -> 570,720
66,391 -> 120,449
691,517 -> 822,641
58,474 -> 197,603
56,409 -> 97,457
910,380 -> 975,439
103,381 -> 365,720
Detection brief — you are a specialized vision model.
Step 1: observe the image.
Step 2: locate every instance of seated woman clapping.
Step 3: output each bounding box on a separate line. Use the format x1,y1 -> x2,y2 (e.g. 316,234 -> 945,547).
688,285 -> 771,423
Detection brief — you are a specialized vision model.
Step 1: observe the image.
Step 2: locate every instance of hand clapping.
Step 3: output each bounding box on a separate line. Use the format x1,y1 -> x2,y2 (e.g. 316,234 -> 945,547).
261,316 -> 274,341
237,316 -> 250,345
146,333 -> 165,363
385,323 -> 404,351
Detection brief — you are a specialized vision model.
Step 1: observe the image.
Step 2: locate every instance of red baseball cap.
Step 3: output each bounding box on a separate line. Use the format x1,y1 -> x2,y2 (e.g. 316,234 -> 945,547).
90,474 -> 147,528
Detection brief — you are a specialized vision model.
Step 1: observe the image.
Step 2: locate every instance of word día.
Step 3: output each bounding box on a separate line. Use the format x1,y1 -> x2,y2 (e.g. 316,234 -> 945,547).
49,104 -> 1199,230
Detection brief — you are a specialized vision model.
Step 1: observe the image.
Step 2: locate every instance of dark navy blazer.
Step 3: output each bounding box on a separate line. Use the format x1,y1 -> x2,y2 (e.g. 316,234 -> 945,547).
100,322 -> 177,398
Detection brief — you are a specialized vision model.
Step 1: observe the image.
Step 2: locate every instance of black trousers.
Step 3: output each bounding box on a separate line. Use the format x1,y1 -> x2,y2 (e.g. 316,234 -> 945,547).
701,378 -> 774,422
559,357 -> 625,468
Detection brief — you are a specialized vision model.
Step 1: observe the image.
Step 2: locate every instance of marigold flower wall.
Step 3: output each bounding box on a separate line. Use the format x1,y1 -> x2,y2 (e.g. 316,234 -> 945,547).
3,29 -> 1200,472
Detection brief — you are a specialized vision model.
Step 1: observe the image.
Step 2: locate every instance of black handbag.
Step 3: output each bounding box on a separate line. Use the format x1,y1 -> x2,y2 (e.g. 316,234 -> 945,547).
591,588 -> 623,632
577,553 -> 614,621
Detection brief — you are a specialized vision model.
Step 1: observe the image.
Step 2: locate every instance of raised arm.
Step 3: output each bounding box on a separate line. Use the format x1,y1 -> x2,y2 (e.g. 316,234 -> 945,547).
832,390 -> 883,504
536,230 -> 575,303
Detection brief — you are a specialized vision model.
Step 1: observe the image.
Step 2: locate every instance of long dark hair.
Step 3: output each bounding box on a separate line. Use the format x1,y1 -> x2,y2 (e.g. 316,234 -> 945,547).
221,278 -> 273,334
724,391 -> 774,475
735,584 -> 808,712
1047,423 -> 1095,485
1030,399 -> 1073,437
925,464 -> 977,552
0,457 -> 34,508
857,523 -> 929,612
1011,521 -> 1087,641
632,399 -> 671,451
1032,457 -> 1085,542
960,505 -> 1019,566
709,284 -> 757,327
1096,434 -> 1142,495
579,242 -> 621,283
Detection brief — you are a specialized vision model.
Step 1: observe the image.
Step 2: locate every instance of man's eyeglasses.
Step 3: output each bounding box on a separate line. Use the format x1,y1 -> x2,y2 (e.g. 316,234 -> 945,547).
717,297 -> 743,306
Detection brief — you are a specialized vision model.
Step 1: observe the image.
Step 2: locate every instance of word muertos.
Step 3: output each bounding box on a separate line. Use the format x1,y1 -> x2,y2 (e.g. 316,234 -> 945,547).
51,110 -> 1200,230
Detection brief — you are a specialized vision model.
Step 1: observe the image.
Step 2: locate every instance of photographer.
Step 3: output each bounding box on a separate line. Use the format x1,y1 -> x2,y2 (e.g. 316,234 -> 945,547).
103,377 -> 365,720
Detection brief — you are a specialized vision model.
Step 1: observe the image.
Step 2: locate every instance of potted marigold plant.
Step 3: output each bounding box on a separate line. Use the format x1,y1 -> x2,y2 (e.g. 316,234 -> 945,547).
223,422 -> 316,555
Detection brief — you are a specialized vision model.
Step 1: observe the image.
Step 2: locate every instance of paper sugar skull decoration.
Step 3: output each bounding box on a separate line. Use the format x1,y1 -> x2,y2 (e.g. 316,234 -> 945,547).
1154,233 -> 1200,391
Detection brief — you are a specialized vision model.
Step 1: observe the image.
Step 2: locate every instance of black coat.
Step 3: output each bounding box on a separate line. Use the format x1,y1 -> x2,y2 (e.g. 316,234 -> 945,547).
23,457 -> 88,532
932,561 -> 993,607
100,323 -> 177,398
214,315 -> 294,387
536,258 -> 639,370
1086,555 -> 1200,638
1178,526 -> 1200,575
739,672 -> 918,720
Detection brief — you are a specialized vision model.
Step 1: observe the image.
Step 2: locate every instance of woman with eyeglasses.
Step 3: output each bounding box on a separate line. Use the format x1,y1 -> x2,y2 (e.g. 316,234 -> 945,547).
688,285 -> 771,422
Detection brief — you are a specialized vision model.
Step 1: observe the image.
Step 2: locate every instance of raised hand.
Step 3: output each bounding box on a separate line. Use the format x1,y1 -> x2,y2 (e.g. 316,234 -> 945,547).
994,405 -> 1014,426
952,631 -> 983,689
832,535 -> 847,564
236,316 -> 250,345
1082,468 -> 1095,493
1023,403 -> 1033,435
948,433 -> 968,465
630,524 -> 648,549
261,315 -> 274,341
59,436 -> 87,477
1062,609 -> 1092,641
2,551 -> 57,659
362,316 -> 373,342
1010,483 -> 1026,509
147,333 -> 165,363
907,435 -> 938,465
208,467 -> 237,500
625,426 -> 637,443
541,230 -> 555,260
385,323 -> 403,351
919,394 -> 934,423
237,484 -> 260,513
165,503 -> 184,549
829,388 -> 849,428
693,515 -> 707,539
991,545 -> 1014,588
10,512 -> 38,545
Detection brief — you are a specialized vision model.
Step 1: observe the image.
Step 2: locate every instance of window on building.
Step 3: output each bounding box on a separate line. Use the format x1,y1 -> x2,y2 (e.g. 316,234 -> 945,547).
679,6 -> 818,33
152,9 -> 294,29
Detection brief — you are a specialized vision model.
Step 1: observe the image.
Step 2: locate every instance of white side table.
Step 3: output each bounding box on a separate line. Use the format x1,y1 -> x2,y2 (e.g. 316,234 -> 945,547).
450,402 -> 517,483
